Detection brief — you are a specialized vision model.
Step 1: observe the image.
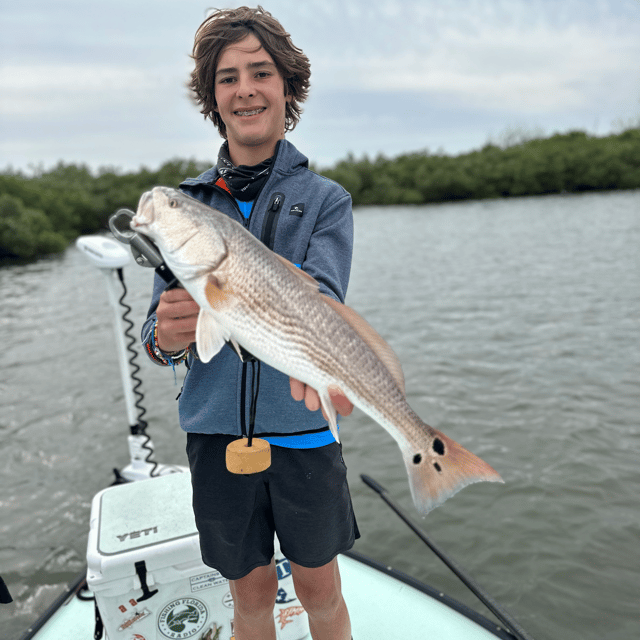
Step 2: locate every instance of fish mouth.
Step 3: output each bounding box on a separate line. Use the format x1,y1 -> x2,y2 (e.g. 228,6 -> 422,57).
132,191 -> 154,228
234,107 -> 266,117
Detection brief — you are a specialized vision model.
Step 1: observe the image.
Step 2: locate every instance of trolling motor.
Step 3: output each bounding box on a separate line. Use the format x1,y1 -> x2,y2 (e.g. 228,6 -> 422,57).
76,228 -> 186,481
107,209 -> 271,475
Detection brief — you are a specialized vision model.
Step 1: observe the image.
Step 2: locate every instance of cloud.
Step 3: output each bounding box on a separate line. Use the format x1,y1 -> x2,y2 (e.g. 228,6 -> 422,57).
0,64 -> 166,120
1,0 -> 638,171
310,2 -> 640,114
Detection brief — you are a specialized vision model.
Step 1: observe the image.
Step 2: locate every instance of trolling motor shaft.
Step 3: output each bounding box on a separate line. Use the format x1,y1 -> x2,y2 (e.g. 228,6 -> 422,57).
76,232 -> 189,480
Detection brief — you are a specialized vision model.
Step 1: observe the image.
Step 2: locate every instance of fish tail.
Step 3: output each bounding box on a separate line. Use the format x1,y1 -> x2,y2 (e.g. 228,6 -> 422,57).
402,427 -> 503,515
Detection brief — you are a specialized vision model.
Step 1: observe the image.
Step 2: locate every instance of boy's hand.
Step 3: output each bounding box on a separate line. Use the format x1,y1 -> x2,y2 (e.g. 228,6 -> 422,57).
289,378 -> 354,418
155,288 -> 199,352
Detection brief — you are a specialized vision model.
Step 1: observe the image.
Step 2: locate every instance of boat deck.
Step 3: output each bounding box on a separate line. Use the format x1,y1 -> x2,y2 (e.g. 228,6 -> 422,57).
24,552 -> 512,640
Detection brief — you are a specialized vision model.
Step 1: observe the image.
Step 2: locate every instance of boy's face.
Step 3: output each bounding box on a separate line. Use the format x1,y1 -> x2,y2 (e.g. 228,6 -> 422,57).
214,33 -> 291,166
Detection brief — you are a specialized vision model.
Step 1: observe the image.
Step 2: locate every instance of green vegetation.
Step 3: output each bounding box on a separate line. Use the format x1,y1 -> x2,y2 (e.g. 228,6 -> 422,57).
321,128 -> 640,205
1,128 -> 639,260
0,159 -> 211,260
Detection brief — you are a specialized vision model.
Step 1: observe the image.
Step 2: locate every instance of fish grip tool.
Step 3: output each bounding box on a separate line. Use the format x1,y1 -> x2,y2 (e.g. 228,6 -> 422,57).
108,209 -> 271,474
108,209 -> 180,288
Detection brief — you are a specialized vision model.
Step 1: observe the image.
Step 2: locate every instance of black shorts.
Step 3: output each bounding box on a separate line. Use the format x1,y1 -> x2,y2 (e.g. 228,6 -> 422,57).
186,433 -> 360,580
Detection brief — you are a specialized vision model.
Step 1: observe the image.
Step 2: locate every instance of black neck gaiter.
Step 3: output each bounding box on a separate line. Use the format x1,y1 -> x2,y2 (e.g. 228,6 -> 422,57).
216,142 -> 275,201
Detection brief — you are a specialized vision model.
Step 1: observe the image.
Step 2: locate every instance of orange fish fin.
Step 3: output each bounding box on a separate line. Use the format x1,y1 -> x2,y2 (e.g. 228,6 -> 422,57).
321,296 -> 405,394
275,254 -> 319,292
402,427 -> 503,515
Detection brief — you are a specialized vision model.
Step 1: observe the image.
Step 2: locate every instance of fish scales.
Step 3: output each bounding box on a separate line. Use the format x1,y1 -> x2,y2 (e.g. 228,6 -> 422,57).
132,186 -> 503,514
185,201 -> 409,438
225,237 -> 377,397
236,249 -> 403,429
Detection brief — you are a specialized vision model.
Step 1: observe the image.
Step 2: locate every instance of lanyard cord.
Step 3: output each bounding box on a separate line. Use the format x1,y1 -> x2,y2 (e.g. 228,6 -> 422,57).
247,360 -> 261,447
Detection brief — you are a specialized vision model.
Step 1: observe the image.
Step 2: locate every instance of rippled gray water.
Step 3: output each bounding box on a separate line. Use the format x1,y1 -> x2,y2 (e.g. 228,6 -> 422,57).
1,190 -> 639,639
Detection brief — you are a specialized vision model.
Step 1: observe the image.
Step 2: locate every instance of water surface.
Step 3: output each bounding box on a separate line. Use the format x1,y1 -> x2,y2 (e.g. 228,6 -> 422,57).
1,190 -> 639,639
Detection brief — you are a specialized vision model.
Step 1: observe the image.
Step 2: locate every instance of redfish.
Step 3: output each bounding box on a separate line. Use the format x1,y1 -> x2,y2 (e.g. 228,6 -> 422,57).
132,187 -> 503,514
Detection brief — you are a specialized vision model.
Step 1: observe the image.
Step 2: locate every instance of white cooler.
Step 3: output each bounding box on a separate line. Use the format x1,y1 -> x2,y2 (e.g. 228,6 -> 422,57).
86,471 -> 309,640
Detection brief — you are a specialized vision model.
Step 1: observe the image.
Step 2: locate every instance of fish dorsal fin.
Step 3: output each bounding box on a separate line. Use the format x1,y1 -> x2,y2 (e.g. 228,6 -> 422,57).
275,254 -> 319,292
321,296 -> 405,394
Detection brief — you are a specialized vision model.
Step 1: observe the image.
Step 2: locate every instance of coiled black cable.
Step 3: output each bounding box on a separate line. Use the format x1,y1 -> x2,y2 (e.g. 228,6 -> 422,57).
116,268 -> 158,477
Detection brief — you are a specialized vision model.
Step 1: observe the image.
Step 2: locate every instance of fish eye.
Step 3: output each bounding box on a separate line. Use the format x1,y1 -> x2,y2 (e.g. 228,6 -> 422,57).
169,199 -> 178,208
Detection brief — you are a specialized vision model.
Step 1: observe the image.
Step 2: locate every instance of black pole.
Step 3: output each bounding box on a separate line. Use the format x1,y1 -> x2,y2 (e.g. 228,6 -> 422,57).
361,474 -> 536,640
0,575 -> 12,604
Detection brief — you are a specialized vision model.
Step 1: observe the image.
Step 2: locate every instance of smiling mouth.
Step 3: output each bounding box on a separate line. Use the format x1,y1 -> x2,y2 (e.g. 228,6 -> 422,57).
234,107 -> 266,117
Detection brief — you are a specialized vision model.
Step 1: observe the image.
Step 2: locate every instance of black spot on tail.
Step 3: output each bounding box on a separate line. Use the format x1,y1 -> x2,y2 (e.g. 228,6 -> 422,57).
432,438 -> 445,455
413,454 -> 422,464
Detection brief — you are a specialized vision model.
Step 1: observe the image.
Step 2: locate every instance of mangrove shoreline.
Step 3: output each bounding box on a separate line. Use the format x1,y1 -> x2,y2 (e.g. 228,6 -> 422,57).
1,128 -> 639,260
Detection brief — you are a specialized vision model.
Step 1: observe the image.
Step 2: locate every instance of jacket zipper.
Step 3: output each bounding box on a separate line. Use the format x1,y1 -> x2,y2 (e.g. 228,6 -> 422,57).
262,192 -> 285,250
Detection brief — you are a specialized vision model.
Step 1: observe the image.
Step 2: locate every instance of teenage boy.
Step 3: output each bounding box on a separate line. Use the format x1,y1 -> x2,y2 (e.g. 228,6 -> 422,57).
142,7 -> 357,640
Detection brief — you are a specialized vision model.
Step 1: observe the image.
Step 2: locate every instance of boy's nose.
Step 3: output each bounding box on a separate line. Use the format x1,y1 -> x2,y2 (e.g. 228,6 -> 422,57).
237,73 -> 256,97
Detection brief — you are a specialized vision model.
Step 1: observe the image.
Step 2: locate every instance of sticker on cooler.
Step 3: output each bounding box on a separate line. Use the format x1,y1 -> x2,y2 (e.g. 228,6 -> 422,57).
190,570 -> 229,592
157,597 -> 208,639
118,607 -> 151,632
276,606 -> 306,630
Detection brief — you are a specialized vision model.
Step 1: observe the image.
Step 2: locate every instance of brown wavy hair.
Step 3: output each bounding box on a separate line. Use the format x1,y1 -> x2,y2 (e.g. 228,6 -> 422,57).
189,6 -> 311,138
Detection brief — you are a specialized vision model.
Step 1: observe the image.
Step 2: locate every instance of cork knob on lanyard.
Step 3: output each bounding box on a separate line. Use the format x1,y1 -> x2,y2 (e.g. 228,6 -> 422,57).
226,438 -> 271,474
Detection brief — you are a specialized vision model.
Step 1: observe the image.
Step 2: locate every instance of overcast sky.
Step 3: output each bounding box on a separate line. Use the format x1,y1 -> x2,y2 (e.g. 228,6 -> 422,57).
1,0 -> 639,173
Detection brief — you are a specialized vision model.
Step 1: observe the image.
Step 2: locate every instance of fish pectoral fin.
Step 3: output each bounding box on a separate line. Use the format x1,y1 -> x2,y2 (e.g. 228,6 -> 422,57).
195,307 -> 230,363
275,254 -> 320,292
321,295 -> 405,394
319,388 -> 340,444
403,427 -> 503,516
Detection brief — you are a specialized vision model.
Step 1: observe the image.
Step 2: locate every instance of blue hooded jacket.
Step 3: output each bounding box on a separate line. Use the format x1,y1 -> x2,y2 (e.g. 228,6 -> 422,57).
141,140 -> 354,443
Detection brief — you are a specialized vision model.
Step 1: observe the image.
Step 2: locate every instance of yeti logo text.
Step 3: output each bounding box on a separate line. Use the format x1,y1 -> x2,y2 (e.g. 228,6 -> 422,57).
117,526 -> 158,542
